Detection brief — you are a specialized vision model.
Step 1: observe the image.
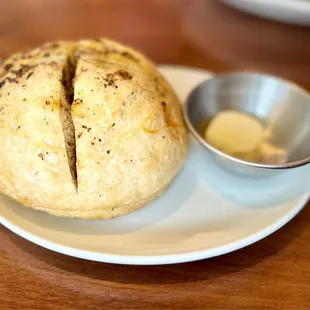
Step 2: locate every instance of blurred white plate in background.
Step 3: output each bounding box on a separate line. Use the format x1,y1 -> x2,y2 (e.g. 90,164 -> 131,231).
0,65 -> 309,265
221,0 -> 310,26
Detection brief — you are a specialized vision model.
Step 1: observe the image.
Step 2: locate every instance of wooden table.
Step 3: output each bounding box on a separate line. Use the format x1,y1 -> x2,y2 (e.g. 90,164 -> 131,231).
1,1 -> 310,309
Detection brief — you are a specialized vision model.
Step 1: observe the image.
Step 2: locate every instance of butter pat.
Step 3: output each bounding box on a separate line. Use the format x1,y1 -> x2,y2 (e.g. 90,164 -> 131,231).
204,110 -> 263,161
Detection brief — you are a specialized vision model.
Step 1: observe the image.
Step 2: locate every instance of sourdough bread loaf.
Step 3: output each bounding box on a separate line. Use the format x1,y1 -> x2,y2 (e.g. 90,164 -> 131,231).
0,39 -> 188,219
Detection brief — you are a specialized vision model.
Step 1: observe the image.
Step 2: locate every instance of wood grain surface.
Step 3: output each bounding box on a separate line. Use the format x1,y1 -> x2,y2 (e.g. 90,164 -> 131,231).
1,1 -> 310,309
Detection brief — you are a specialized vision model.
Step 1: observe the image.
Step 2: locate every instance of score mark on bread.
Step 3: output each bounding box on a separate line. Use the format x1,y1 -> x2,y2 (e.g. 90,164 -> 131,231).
60,48 -> 78,191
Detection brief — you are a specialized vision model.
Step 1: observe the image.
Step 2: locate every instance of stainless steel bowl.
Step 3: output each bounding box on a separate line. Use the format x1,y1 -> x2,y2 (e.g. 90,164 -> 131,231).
184,72 -> 310,177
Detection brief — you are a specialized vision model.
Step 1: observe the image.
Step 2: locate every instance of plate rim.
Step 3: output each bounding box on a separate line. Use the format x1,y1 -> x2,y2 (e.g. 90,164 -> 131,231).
222,0 -> 310,12
1,192 -> 309,265
221,0 -> 310,26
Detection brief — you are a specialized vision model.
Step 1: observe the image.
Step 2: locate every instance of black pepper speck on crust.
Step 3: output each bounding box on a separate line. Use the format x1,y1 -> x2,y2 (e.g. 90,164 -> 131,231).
0,63 -> 35,86
26,72 -> 34,79
6,77 -> 18,84
74,98 -> 83,104
4,64 -> 12,72
116,69 -> 132,80
15,64 -> 33,77
51,43 -> 60,48
41,42 -> 60,50
12,69 -> 22,77
121,51 -> 138,62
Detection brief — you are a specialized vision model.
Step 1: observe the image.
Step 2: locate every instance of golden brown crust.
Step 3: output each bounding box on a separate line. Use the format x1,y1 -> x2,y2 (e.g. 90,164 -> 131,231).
0,38 -> 188,219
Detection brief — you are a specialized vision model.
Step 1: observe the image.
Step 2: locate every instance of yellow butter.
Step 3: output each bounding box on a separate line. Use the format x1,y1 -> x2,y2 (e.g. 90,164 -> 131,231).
204,110 -> 263,161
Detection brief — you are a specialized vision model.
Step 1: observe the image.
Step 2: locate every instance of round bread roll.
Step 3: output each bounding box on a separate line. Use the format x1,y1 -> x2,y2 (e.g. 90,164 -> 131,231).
0,39 -> 188,219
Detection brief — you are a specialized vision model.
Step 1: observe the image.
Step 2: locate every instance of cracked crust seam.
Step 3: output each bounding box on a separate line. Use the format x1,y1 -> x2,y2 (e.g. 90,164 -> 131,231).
60,48 -> 78,192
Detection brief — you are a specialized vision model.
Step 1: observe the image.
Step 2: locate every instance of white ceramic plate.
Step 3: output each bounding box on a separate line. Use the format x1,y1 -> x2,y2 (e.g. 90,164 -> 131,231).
221,0 -> 310,26
0,65 -> 309,265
